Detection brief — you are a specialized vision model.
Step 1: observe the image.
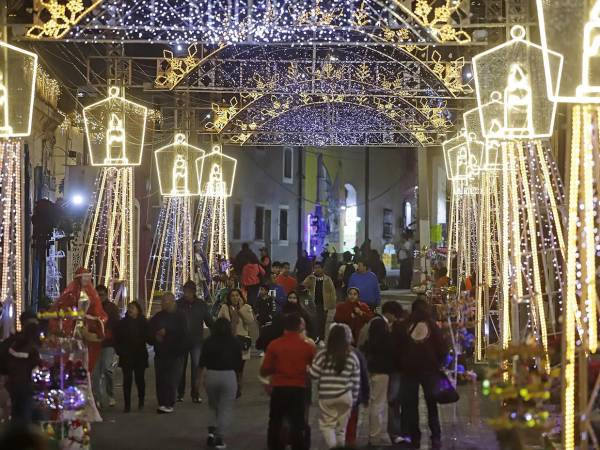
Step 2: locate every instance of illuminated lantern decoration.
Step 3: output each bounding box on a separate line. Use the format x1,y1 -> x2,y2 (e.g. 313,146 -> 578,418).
0,40 -> 37,335
196,144 -> 237,198
462,100 -> 503,172
145,134 -> 206,315
472,25 -> 563,140
82,86 -> 148,306
82,86 -> 148,166
195,144 -> 238,277
537,3 -> 600,449
0,40 -> 38,138
153,133 -> 206,197
442,132 -> 473,181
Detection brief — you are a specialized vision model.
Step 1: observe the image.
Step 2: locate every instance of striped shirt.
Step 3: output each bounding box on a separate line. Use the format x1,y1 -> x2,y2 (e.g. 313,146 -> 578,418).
309,349 -> 361,403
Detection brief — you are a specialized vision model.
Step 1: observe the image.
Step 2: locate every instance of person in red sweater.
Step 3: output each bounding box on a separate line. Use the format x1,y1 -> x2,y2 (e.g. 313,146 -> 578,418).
261,313 -> 316,450
275,262 -> 298,295
334,287 -> 374,343
241,253 -> 265,307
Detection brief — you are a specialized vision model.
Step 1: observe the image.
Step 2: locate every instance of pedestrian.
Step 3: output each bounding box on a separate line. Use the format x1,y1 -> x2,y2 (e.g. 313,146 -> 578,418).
198,318 -> 243,450
260,247 -> 272,278
1,312 -> 40,424
434,266 -> 451,289
266,272 -> 287,312
276,262 -> 298,295
149,292 -> 188,414
261,313 -> 316,450
114,301 -> 148,412
233,242 -> 256,275
241,253 -> 265,307
301,261 -> 337,342
294,250 -> 312,284
176,280 -> 214,403
256,284 -> 277,329
345,333 -> 370,448
334,287 -> 374,343
309,324 -> 361,449
347,260 -> 381,310
360,303 -> 399,446
92,285 -> 120,409
323,251 -> 339,282
396,298 -> 448,450
398,232 -> 414,289
368,249 -> 387,285
272,261 -> 282,277
337,251 -> 356,298
218,288 -> 255,398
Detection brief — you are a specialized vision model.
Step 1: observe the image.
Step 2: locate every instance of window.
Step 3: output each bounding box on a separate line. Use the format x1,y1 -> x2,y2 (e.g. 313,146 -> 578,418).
283,147 -> 293,183
383,208 -> 393,240
233,204 -> 242,240
279,207 -> 289,242
255,206 -> 265,240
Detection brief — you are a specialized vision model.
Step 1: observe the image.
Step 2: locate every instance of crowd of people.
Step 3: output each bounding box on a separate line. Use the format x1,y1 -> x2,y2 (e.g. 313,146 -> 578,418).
0,241 -> 449,450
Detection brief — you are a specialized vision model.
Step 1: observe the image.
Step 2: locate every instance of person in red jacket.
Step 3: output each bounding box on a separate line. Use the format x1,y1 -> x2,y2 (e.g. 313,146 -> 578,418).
334,287 -> 374,343
241,253 -> 265,307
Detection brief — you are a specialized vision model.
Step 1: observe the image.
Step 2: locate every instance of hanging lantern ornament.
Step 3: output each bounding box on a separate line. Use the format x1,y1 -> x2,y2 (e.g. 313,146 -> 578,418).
472,25 -> 563,140
154,133 -> 206,197
537,3 -> 600,450
82,86 -> 148,167
0,40 -> 38,138
442,131 -> 478,182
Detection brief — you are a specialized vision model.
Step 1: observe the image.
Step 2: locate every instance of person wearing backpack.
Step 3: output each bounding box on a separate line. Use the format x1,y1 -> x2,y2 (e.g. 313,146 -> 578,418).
396,298 -> 448,450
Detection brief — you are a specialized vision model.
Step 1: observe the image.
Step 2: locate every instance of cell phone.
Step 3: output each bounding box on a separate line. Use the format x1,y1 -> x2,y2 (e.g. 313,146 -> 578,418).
268,289 -> 277,297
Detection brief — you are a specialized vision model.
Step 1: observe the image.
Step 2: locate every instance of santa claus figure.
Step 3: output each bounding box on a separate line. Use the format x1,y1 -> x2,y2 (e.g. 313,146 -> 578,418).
50,267 -> 107,372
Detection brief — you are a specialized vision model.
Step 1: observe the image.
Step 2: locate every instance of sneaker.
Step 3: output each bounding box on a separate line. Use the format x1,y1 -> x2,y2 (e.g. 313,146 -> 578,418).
214,437 -> 226,449
157,406 -> 174,414
108,397 -> 116,407
207,427 -> 216,447
192,397 -> 203,404
176,396 -> 184,402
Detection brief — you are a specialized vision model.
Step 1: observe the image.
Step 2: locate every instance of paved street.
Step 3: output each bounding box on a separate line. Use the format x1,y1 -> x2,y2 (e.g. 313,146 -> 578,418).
91,357 -> 500,450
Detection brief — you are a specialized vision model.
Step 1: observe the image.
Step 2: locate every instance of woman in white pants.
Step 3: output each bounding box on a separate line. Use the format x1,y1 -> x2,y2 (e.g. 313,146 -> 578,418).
309,324 -> 361,448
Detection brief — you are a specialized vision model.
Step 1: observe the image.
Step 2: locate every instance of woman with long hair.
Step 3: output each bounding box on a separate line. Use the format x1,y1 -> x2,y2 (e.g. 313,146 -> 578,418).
114,301 -> 148,412
218,288 -> 254,398
309,324 -> 361,449
198,318 -> 242,449
397,298 -> 448,450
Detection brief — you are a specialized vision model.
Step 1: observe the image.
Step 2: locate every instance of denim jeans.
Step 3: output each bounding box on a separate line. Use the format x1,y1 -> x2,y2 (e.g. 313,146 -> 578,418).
178,344 -> 203,399
92,346 -> 116,407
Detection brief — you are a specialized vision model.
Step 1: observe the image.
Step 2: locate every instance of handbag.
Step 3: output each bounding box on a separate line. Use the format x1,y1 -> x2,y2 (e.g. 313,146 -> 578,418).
429,370 -> 460,404
236,335 -> 252,352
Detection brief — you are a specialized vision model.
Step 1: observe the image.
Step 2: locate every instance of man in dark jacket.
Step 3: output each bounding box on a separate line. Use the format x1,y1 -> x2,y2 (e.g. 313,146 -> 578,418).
92,285 -> 120,409
149,292 -> 188,414
176,280 -> 213,403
